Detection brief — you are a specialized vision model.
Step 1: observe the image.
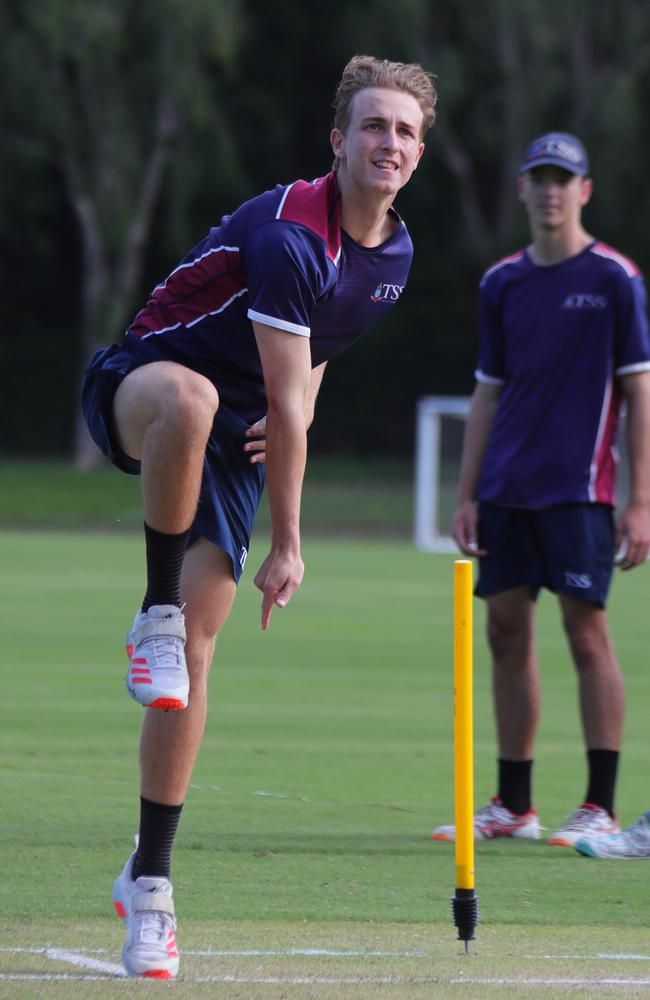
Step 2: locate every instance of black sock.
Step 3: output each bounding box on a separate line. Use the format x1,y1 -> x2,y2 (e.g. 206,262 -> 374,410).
132,796 -> 184,879
585,749 -> 619,817
498,759 -> 533,815
142,522 -> 191,612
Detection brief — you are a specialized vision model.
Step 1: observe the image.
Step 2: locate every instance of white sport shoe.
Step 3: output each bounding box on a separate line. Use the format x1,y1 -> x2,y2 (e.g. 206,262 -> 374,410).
432,797 -> 541,841
548,802 -> 620,847
125,605 -> 188,711
112,851 -> 179,979
575,811 -> 650,859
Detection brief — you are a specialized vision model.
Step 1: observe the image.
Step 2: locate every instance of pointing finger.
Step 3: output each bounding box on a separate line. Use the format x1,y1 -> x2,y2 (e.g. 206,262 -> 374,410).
261,590 -> 275,630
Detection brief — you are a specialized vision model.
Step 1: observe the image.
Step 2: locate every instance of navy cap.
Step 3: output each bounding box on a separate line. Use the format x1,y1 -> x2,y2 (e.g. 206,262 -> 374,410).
520,132 -> 589,176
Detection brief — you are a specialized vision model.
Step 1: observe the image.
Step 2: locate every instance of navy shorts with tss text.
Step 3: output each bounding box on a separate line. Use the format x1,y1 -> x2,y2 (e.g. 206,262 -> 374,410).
82,344 -> 266,582
475,501 -> 615,606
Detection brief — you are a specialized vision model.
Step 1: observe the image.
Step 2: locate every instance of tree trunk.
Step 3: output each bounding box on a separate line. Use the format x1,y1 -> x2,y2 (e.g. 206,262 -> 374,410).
64,98 -> 178,468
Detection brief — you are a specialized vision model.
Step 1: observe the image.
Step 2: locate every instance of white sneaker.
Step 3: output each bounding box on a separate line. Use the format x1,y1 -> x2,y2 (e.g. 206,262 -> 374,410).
432,797 -> 541,841
125,605 -> 188,710
548,802 -> 620,847
575,811 -> 650,859
112,851 -> 179,979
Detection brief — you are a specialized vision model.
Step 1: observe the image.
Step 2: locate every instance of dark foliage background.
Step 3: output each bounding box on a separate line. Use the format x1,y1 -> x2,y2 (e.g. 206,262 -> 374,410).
2,0 -> 648,459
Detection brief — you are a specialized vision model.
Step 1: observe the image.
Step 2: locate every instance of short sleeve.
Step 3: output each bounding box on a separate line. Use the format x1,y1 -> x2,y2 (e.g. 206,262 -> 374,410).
244,221 -> 332,337
475,276 -> 505,385
614,273 -> 650,376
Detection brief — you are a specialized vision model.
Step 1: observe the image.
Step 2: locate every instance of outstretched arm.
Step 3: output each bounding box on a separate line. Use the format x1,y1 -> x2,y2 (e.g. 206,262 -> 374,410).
452,381 -> 501,555
252,321 -> 312,629
616,371 -> 650,569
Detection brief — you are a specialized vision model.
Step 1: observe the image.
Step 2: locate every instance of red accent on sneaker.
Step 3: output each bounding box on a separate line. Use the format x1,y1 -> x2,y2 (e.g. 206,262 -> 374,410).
113,900 -> 126,918
432,796 -> 539,841
131,657 -> 148,664
147,697 -> 187,711
548,802 -> 619,847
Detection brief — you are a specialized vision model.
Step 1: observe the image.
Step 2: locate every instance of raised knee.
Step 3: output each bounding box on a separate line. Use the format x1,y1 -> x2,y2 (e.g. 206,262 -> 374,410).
115,364 -> 219,459
165,372 -> 218,435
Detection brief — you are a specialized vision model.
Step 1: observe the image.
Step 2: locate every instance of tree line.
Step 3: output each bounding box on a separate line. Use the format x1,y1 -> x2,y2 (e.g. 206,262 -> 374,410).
2,0 -> 649,461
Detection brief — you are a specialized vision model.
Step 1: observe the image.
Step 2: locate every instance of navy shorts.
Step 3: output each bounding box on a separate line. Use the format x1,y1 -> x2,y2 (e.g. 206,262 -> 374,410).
475,501 -> 615,606
82,345 -> 266,582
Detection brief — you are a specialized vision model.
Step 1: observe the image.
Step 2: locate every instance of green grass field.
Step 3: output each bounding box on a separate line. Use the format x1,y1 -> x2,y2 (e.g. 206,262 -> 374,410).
0,458 -> 414,536
2,517 -> 650,997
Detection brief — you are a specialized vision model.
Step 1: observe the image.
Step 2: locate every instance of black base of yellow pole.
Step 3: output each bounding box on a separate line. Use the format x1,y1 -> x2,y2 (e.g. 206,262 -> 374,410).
452,887 -> 479,951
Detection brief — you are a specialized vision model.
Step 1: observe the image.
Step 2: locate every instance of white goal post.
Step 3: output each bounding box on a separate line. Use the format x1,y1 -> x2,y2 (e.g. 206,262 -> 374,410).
413,395 -> 471,552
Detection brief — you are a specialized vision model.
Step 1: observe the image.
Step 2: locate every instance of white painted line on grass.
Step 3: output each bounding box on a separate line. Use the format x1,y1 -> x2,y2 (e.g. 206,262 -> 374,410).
3,971 -> 650,988
597,954 -> 650,961
45,948 -> 127,977
188,947 -> 429,957
5,943 -> 650,989
530,953 -> 650,962
0,949 -> 47,954
0,974 -> 117,982
252,790 -> 310,801
1,946 -> 428,959
4,945 -> 650,962
449,978 -> 650,988
203,977 -> 440,986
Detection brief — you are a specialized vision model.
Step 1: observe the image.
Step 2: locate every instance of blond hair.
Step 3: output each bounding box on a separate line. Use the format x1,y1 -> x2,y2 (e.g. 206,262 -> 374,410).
331,55 -> 437,170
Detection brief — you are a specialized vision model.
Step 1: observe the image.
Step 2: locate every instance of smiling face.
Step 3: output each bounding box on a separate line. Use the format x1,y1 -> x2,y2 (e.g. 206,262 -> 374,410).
518,164 -> 592,233
330,87 -> 425,199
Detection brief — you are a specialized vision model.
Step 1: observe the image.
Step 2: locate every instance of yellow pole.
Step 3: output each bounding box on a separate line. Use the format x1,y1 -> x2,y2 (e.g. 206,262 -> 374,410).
454,559 -> 474,891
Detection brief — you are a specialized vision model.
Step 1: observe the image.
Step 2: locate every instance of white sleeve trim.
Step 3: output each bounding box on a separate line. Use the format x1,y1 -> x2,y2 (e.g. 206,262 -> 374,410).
475,369 -> 504,386
615,361 -> 650,376
247,309 -> 311,337
275,183 -> 293,219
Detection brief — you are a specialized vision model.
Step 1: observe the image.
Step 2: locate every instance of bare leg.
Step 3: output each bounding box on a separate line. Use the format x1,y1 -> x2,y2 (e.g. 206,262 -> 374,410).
486,587 -> 540,760
559,595 -> 624,750
109,366 -> 235,981
140,539 -> 238,804
113,361 -> 219,532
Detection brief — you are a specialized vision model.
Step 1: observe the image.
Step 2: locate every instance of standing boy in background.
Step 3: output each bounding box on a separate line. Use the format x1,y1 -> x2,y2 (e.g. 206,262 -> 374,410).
83,55 -> 436,979
432,132 -> 650,848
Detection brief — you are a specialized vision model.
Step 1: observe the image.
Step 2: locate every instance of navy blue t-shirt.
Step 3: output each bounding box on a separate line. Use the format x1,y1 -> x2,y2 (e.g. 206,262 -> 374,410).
122,173 -> 413,423
476,241 -> 650,508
